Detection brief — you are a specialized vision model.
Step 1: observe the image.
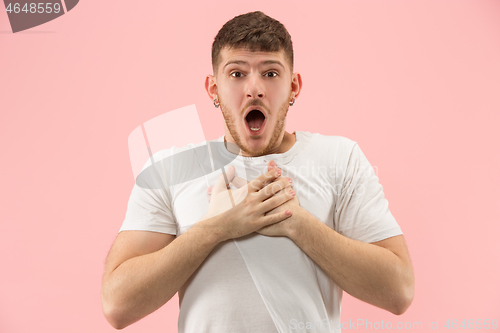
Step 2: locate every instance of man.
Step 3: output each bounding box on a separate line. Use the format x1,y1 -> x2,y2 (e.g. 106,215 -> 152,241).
101,11 -> 414,332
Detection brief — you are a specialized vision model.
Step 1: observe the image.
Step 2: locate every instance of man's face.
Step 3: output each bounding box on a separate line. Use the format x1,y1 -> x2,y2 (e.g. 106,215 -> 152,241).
214,47 -> 294,157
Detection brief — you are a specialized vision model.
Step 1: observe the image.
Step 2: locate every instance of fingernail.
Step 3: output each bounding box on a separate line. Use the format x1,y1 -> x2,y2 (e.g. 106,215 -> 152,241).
285,210 -> 292,216
290,189 -> 295,196
275,168 -> 282,176
287,177 -> 292,183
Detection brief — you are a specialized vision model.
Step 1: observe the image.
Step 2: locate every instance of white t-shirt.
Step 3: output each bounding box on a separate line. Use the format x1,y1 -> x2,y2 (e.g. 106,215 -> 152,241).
119,131 -> 403,332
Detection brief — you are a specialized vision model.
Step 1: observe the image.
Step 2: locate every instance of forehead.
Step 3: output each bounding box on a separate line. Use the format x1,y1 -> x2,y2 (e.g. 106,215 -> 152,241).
219,47 -> 288,72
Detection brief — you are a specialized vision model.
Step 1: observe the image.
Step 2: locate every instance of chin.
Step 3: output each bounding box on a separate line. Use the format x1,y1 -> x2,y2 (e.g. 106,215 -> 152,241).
237,135 -> 265,155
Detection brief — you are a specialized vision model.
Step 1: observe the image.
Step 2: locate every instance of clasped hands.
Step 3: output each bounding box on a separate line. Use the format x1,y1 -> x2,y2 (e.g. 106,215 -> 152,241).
204,160 -> 304,238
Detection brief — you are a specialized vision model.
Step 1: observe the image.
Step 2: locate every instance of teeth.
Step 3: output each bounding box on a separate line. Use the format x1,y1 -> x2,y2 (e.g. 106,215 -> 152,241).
250,127 -> 261,131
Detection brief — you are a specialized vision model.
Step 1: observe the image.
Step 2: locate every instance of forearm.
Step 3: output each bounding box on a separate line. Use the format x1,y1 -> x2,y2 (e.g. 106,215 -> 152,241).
288,211 -> 413,315
102,216 -> 226,329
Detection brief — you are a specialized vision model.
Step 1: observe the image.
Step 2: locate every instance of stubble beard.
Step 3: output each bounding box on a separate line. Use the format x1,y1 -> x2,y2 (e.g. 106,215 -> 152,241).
219,93 -> 291,157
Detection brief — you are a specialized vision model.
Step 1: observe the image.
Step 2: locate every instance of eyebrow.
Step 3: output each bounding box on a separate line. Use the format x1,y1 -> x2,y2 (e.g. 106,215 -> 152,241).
223,60 -> 285,71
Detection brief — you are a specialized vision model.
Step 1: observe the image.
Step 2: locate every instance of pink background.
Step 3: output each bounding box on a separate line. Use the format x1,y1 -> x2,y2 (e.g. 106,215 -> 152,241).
1,0 -> 499,332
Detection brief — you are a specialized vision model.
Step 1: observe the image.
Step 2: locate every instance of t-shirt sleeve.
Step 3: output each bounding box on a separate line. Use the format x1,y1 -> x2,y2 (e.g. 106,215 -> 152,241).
118,151 -> 177,235
119,184 -> 177,235
334,142 -> 402,243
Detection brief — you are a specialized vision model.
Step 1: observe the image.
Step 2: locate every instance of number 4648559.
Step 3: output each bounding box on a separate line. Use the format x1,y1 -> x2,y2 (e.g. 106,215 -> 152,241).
5,3 -> 62,14
444,319 -> 498,330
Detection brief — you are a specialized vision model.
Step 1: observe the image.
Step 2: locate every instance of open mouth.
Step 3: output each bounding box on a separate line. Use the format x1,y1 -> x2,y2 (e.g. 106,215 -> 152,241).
245,109 -> 266,134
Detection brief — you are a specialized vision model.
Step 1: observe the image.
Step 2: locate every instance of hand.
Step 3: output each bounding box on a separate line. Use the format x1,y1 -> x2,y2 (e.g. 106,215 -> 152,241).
202,163 -> 296,241
203,165 -> 249,219
255,161 -> 303,237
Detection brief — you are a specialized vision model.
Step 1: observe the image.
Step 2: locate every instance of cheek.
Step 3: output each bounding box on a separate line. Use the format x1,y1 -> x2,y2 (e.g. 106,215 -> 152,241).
268,85 -> 290,99
219,87 -> 240,104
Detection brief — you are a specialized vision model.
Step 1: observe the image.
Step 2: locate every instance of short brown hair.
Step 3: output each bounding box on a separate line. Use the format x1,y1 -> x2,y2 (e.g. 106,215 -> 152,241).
211,11 -> 294,76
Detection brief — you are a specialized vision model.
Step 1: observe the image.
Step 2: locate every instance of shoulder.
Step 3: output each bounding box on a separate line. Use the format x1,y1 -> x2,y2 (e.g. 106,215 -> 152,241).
134,137 -> 211,190
296,131 -> 359,155
140,138 -> 210,171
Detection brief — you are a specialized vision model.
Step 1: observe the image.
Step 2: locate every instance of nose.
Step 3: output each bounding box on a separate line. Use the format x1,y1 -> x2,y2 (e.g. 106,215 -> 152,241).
245,72 -> 265,100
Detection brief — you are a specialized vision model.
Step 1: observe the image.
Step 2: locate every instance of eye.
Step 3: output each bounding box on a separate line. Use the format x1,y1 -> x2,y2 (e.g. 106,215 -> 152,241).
230,71 -> 243,78
265,71 -> 278,78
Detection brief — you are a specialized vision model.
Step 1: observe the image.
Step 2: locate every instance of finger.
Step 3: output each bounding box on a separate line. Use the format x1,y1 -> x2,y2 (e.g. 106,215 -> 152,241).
267,160 -> 277,172
248,167 -> 282,193
213,165 -> 236,194
231,176 -> 249,189
261,186 -> 295,212
266,162 -> 293,188
259,177 -> 291,199
261,209 -> 293,227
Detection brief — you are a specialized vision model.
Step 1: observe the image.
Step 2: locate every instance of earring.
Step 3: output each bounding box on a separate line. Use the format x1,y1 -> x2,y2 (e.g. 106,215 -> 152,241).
289,97 -> 295,106
214,98 -> 220,108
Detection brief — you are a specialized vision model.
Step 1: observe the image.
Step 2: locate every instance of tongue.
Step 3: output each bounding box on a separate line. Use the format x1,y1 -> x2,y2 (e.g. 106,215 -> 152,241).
247,110 -> 265,128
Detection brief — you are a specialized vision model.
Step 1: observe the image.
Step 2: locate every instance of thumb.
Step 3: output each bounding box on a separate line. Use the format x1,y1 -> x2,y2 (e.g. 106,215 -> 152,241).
213,165 -> 235,194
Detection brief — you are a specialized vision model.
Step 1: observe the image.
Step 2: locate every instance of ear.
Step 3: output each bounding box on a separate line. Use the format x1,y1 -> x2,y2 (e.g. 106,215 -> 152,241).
290,72 -> 302,100
205,75 -> 218,102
